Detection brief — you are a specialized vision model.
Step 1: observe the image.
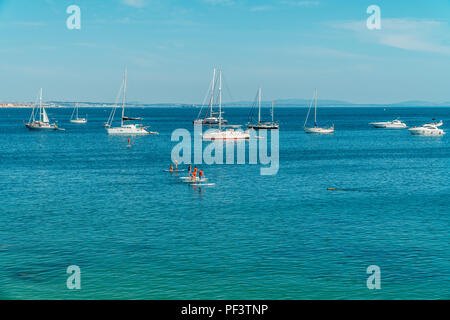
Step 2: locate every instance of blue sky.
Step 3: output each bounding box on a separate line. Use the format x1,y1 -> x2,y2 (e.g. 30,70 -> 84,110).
1,0 -> 450,104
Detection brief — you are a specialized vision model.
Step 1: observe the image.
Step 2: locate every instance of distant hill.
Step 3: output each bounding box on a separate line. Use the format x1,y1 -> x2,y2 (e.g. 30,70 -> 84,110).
391,100 -> 450,107
225,98 -> 352,107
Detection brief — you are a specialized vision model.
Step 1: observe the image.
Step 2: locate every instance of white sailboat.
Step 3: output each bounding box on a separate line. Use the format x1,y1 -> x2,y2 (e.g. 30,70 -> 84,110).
25,88 -> 59,131
70,103 -> 87,124
194,68 -> 228,126
202,70 -> 250,140
303,89 -> 334,134
106,69 -> 157,135
247,87 -> 279,130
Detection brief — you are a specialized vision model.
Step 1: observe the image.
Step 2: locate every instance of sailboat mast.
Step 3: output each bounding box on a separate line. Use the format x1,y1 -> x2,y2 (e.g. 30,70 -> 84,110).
272,100 -> 275,122
258,87 -> 261,123
218,70 -> 222,130
39,88 -> 43,122
209,68 -> 216,117
314,88 -> 317,125
121,68 -> 127,127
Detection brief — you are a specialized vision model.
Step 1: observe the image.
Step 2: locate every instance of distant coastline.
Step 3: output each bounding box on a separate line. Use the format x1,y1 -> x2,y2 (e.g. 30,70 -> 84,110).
1,101 -> 450,108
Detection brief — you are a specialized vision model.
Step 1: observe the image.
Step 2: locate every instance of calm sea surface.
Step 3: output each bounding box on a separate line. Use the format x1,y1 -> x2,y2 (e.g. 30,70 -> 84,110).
0,106 -> 449,299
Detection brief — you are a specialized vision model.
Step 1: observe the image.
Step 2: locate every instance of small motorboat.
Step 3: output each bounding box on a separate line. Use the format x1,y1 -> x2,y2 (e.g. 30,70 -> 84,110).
369,119 -> 407,128
408,123 -> 445,136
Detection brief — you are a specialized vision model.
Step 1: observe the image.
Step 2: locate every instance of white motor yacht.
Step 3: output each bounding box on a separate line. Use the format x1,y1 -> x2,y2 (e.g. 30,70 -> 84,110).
369,119 -> 407,128
408,124 -> 445,136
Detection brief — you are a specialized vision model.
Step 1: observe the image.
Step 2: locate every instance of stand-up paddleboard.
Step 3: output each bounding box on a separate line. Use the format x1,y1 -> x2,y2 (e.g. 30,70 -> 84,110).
163,169 -> 186,172
181,178 -> 208,183
180,176 -> 206,180
190,183 -> 215,187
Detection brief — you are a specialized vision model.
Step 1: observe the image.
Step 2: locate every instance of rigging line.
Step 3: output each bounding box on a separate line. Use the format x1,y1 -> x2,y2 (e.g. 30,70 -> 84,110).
204,72 -> 219,120
29,90 -> 40,123
197,72 -> 215,120
208,74 -> 220,119
303,91 -> 315,128
248,89 -> 260,123
70,102 -> 76,120
108,77 -> 125,125
221,73 -> 235,105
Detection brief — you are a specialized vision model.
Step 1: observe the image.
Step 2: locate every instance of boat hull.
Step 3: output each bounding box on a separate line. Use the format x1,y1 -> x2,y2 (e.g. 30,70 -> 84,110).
25,123 -> 58,131
304,127 -> 334,134
408,128 -> 445,136
370,122 -> 388,128
106,124 -> 150,135
384,124 -> 406,129
194,118 -> 228,125
203,129 -> 250,140
370,121 -> 407,128
248,123 -> 279,130
70,119 -> 87,124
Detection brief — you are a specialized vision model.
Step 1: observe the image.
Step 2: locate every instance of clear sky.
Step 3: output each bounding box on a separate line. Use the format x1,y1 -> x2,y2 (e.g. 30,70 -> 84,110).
1,0 -> 450,104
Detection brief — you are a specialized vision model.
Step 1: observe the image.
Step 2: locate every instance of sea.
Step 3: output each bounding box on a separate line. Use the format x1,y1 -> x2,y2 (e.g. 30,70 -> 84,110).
0,106 -> 448,299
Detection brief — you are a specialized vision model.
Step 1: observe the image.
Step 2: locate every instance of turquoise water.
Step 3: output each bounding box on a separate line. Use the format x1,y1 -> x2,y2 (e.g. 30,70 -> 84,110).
0,107 -> 449,299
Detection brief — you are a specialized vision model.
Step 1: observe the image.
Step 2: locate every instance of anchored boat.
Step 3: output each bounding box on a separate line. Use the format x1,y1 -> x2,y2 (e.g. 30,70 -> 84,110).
370,119 -> 407,128
70,103 -> 87,124
408,123 -> 445,136
247,87 -> 279,130
193,68 -> 228,126
105,69 -> 157,135
202,70 -> 250,140
303,89 -> 334,134
25,88 -> 59,131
